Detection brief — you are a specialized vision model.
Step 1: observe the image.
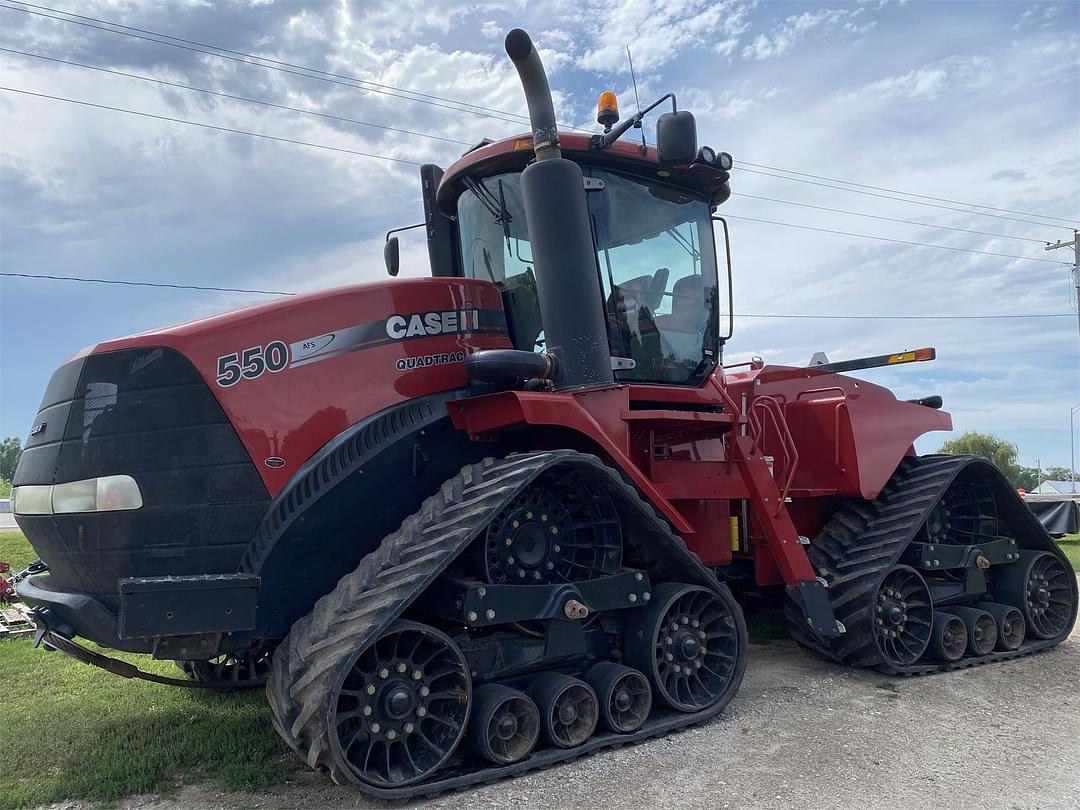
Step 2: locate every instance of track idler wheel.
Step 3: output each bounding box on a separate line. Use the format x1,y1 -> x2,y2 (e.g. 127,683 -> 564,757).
528,673 -> 598,749
626,582 -> 743,713
994,550 -> 1074,640
978,602 -> 1026,651
872,566 -> 933,667
468,684 -> 540,764
927,612 -> 967,662
329,621 -> 471,788
949,606 -> 997,656
585,662 -> 652,734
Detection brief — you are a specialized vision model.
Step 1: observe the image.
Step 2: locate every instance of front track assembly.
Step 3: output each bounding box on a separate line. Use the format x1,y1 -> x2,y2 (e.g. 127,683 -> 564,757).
267,451 -> 748,799
788,455 -> 1078,675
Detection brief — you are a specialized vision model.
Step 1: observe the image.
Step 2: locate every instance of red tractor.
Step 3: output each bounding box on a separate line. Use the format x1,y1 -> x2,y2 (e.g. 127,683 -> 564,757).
11,30 -> 1076,797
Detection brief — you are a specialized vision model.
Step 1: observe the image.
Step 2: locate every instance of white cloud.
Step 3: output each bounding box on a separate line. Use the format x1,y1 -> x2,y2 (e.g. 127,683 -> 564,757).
836,55 -> 992,104
742,7 -> 865,60
570,0 -> 754,72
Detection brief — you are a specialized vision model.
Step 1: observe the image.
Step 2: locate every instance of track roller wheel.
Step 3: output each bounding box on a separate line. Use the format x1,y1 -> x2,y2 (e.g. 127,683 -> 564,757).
927,612 -> 967,662
468,684 -> 540,764
584,662 -> 652,734
625,582 -> 743,713
994,550 -> 1075,640
527,673 -> 598,749
329,621 -> 470,788
872,566 -> 933,667
177,641 -> 275,688
978,602 -> 1025,651
949,606 -> 997,656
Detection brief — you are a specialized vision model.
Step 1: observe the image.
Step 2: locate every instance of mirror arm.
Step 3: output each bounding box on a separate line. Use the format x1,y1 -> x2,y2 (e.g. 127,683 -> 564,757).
592,93 -> 677,151
385,222 -> 426,242
712,216 -> 734,342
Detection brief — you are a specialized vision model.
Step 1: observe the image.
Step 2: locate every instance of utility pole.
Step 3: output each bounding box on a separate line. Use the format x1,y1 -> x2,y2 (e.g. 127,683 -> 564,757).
1045,229 -> 1080,340
1072,404 -> 1080,495
1047,233 -> 1080,495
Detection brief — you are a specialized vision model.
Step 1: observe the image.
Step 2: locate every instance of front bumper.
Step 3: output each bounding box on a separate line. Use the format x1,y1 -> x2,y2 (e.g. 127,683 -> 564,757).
17,571 -> 261,656
18,573 -> 153,653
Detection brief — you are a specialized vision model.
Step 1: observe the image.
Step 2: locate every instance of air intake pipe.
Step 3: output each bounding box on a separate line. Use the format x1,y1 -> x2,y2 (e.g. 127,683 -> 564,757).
496,29 -> 614,390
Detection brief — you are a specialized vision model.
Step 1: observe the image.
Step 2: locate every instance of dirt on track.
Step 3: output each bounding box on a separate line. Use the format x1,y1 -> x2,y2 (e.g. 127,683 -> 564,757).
74,616 -> 1080,810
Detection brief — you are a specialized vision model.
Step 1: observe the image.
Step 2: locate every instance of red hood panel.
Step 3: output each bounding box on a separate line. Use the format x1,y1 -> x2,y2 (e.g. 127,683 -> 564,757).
74,278 -> 510,495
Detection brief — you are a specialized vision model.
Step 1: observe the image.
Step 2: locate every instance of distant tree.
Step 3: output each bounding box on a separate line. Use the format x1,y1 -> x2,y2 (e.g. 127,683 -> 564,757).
0,436 -> 22,482
1043,465 -> 1074,483
938,432 -> 1026,487
1015,466 -> 1041,492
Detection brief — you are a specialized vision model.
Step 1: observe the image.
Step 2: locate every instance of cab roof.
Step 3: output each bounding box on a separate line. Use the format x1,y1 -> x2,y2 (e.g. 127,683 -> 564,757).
436,132 -> 731,215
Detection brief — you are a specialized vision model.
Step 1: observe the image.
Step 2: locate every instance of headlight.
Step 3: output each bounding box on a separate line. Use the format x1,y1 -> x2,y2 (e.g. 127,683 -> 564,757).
12,475 -> 143,515
11,485 -> 51,515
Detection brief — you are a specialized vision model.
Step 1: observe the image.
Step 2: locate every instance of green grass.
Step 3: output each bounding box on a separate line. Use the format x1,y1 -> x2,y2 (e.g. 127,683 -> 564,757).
1,531 -> 38,573
1058,533 -> 1080,572
0,532 -> 291,809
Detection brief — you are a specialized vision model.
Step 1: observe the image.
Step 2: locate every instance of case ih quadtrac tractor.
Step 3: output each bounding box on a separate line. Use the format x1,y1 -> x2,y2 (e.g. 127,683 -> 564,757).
11,30 -> 1077,798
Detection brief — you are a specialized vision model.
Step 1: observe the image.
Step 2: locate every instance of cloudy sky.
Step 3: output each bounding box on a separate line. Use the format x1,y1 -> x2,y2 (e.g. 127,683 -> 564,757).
0,0 -> 1077,469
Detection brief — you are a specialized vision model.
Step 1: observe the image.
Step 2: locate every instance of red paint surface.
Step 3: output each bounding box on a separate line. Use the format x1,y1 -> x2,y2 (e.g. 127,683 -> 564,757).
71,278 -> 511,495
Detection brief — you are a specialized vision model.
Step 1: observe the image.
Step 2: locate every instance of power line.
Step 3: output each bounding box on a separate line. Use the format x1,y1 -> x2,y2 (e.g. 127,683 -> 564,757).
6,0 -> 535,125
739,161 -> 1080,226
1,272 -> 294,295
732,192 -> 1047,244
4,273 -> 1074,320
0,3 -> 532,128
735,167 -> 1072,230
7,0 -> 1075,234
723,213 -> 1069,264
5,48 -> 1059,253
0,86 -> 423,165
738,312 -> 1072,320
0,47 -> 473,146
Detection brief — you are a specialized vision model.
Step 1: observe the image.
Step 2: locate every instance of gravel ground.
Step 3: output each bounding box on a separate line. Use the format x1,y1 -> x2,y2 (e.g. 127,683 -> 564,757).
58,616 -> 1079,810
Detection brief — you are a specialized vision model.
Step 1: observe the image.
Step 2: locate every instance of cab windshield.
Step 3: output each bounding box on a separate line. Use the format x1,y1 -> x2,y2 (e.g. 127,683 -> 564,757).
456,168 -> 721,386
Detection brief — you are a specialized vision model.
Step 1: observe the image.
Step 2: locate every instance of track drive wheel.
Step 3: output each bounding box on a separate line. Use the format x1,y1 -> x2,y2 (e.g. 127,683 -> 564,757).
177,641 -> 275,689
480,469 -> 622,585
625,582 -> 745,713
329,621 -> 471,789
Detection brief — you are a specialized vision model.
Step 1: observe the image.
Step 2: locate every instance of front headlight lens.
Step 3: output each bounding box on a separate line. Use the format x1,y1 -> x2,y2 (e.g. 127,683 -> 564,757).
94,475 -> 143,512
12,476 -> 143,515
51,479 -> 98,513
11,485 -> 52,515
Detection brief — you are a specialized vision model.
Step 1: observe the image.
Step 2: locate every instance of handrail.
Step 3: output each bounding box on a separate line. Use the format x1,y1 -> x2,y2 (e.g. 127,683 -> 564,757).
748,395 -> 800,511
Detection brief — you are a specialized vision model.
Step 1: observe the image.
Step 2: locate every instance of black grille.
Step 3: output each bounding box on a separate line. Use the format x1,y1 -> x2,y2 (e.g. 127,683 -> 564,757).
15,347 -> 269,608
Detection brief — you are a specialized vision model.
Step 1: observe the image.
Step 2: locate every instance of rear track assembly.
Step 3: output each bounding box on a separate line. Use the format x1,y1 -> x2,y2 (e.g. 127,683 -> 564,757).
787,455 -> 1078,675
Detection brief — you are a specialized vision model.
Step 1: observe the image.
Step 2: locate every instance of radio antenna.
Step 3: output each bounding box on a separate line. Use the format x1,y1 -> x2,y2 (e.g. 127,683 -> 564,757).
626,46 -> 647,155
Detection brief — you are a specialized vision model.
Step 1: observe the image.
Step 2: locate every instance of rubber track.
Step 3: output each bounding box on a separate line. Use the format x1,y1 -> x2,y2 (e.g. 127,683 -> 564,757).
266,450 -> 747,800
786,454 -> 1077,675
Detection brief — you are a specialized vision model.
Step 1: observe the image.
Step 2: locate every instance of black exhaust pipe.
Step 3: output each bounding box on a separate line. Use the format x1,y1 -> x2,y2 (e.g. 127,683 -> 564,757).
503,29 -> 614,390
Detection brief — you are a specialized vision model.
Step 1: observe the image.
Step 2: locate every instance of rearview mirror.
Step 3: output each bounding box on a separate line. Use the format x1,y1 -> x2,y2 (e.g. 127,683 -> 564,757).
384,236 -> 400,277
656,110 -> 697,164
712,216 -> 733,342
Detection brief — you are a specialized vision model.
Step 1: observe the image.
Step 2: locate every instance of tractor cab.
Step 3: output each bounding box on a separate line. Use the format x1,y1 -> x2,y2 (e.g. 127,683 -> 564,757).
398,95 -> 734,388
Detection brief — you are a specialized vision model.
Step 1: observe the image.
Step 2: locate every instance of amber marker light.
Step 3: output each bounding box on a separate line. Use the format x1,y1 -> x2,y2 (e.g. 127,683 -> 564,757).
597,91 -> 619,129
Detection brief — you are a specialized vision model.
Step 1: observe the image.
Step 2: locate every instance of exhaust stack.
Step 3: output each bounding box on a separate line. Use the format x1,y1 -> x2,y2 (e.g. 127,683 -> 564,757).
504,29 -> 613,390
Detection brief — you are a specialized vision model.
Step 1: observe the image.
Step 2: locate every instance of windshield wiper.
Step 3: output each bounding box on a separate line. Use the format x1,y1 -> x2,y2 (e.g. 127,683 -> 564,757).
464,176 -> 514,253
